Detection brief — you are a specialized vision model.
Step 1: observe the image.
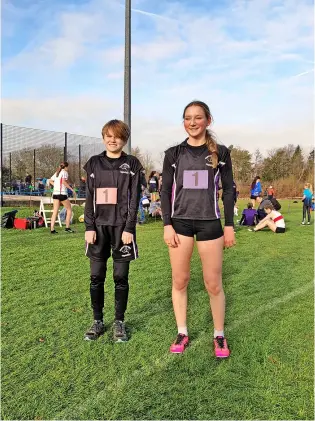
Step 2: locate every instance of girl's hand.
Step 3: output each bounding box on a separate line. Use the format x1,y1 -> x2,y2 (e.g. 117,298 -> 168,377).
224,226 -> 236,248
122,231 -> 134,245
164,225 -> 180,248
85,231 -> 96,244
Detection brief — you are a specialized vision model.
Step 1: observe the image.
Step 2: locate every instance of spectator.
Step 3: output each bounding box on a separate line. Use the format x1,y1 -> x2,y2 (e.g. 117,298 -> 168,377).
149,199 -> 163,219
138,193 -> 150,224
249,204 -> 285,234
256,195 -> 272,221
302,183 -> 313,225
38,178 -> 45,195
148,171 -> 159,193
25,173 -> 32,185
267,185 -> 275,200
79,176 -> 86,197
250,176 -> 262,207
239,203 -> 257,226
48,161 -> 75,234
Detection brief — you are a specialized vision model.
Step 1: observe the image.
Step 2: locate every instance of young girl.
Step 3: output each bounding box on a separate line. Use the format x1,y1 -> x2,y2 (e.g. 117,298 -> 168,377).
49,162 -> 75,234
302,183 -> 313,225
161,100 -> 235,358
249,204 -> 285,233
148,171 -> 159,193
250,176 -> 262,207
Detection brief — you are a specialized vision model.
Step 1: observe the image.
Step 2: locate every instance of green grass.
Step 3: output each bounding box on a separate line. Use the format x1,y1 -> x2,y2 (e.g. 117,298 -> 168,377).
1,200 -> 314,420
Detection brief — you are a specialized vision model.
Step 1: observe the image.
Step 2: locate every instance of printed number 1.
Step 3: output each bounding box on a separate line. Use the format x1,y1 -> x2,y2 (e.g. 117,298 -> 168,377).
192,172 -> 199,187
103,189 -> 108,203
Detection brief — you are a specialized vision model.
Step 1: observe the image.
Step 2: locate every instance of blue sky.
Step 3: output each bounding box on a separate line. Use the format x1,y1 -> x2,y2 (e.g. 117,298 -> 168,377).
2,0 -> 314,164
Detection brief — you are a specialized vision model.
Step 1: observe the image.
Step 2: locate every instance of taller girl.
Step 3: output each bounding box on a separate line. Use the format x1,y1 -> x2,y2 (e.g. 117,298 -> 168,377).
161,100 -> 235,358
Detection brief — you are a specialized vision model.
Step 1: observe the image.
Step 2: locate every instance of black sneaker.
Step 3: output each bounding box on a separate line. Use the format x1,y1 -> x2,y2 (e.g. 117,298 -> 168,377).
113,320 -> 128,342
51,230 -> 58,234
84,320 -> 105,341
65,228 -> 75,233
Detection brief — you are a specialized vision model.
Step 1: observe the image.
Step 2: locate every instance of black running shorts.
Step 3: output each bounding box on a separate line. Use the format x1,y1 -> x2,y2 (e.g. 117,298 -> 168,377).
53,194 -> 68,201
275,227 -> 285,234
86,225 -> 138,262
171,218 -> 224,241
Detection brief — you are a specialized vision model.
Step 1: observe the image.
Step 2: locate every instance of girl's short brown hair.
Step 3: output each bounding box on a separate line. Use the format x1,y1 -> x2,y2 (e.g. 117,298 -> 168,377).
101,120 -> 130,143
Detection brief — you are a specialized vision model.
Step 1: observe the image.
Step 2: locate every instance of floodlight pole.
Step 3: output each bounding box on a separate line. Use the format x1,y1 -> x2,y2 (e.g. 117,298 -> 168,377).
124,0 -> 131,154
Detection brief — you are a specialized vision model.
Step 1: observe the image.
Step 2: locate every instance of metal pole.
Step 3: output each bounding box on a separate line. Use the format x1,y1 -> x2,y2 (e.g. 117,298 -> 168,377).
0,123 -> 3,205
124,0 -> 131,154
9,152 -> 12,192
33,149 -> 36,194
64,132 -> 68,162
79,144 -> 81,179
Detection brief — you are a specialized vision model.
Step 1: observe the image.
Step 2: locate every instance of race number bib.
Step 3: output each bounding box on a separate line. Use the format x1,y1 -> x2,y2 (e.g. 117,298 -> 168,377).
96,187 -> 118,204
183,170 -> 208,189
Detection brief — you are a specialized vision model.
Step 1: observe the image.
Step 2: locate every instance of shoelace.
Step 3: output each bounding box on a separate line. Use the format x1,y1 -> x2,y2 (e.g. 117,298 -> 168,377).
215,337 -> 225,348
174,334 -> 186,345
91,321 -> 103,333
115,321 -> 124,334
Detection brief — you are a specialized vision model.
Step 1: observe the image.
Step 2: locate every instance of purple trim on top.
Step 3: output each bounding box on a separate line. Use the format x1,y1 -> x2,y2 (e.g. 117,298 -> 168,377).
214,170 -> 221,218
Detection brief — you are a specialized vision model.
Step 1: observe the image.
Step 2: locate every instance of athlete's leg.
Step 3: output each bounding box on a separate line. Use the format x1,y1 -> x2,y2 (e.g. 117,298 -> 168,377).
61,199 -> 72,228
196,236 -> 225,331
50,199 -> 60,231
169,235 -> 194,329
90,260 -> 107,321
113,261 -> 130,321
255,219 -> 276,232
302,203 -> 307,223
307,205 -> 311,223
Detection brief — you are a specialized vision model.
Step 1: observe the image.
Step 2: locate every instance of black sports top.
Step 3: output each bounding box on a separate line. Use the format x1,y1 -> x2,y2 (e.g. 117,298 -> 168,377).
161,140 -> 234,226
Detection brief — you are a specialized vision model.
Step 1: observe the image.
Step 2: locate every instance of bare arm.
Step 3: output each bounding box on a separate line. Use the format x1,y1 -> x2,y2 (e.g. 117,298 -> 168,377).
62,179 -> 74,192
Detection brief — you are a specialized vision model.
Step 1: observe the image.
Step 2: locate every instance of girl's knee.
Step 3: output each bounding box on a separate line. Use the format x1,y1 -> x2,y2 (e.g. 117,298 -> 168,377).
204,275 -> 223,296
172,274 -> 190,291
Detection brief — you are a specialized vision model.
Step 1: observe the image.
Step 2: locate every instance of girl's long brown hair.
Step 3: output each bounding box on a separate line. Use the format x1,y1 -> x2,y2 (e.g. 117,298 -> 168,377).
56,162 -> 68,177
183,100 -> 218,168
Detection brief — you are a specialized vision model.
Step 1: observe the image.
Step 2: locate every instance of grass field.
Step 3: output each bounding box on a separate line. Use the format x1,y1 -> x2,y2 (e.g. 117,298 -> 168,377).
1,200 -> 314,420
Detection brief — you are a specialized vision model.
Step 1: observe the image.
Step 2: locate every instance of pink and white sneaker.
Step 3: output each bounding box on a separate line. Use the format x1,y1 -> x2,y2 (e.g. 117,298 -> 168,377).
170,334 -> 189,353
214,336 -> 230,358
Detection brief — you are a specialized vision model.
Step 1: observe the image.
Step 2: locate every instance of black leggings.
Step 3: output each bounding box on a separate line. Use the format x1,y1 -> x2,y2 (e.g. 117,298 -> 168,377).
303,204 -> 311,222
90,260 -> 130,321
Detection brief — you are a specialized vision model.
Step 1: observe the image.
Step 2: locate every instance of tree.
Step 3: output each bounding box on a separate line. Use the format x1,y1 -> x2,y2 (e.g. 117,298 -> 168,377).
229,147 -> 252,182
252,149 -> 263,178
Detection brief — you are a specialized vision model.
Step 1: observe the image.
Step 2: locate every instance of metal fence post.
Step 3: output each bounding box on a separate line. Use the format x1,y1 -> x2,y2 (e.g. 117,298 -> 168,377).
9,152 -> 12,192
79,144 -> 81,179
33,149 -> 36,191
64,132 -> 68,162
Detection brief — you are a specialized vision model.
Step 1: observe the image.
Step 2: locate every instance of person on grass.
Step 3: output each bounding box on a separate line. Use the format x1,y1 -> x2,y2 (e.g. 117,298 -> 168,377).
239,202 -> 257,226
248,204 -> 285,234
49,162 -> 75,234
83,120 -> 143,343
250,176 -> 262,207
301,183 -> 313,225
161,100 -> 235,358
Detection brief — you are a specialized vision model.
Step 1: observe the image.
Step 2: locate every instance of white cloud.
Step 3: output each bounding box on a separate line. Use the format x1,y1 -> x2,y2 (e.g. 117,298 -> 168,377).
2,0 -> 313,162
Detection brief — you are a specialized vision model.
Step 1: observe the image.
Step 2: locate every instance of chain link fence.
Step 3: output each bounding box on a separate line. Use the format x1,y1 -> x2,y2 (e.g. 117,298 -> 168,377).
0,123 -> 104,196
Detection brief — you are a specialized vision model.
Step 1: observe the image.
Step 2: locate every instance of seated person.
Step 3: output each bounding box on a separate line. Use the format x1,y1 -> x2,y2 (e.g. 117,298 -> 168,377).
239,203 -> 257,226
249,204 -> 285,234
138,194 -> 150,224
256,195 -> 272,221
149,200 -> 162,219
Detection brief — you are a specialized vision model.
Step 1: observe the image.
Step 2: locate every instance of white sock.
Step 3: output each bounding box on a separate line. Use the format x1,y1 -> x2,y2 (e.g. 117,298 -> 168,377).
178,326 -> 188,336
214,329 -> 224,338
